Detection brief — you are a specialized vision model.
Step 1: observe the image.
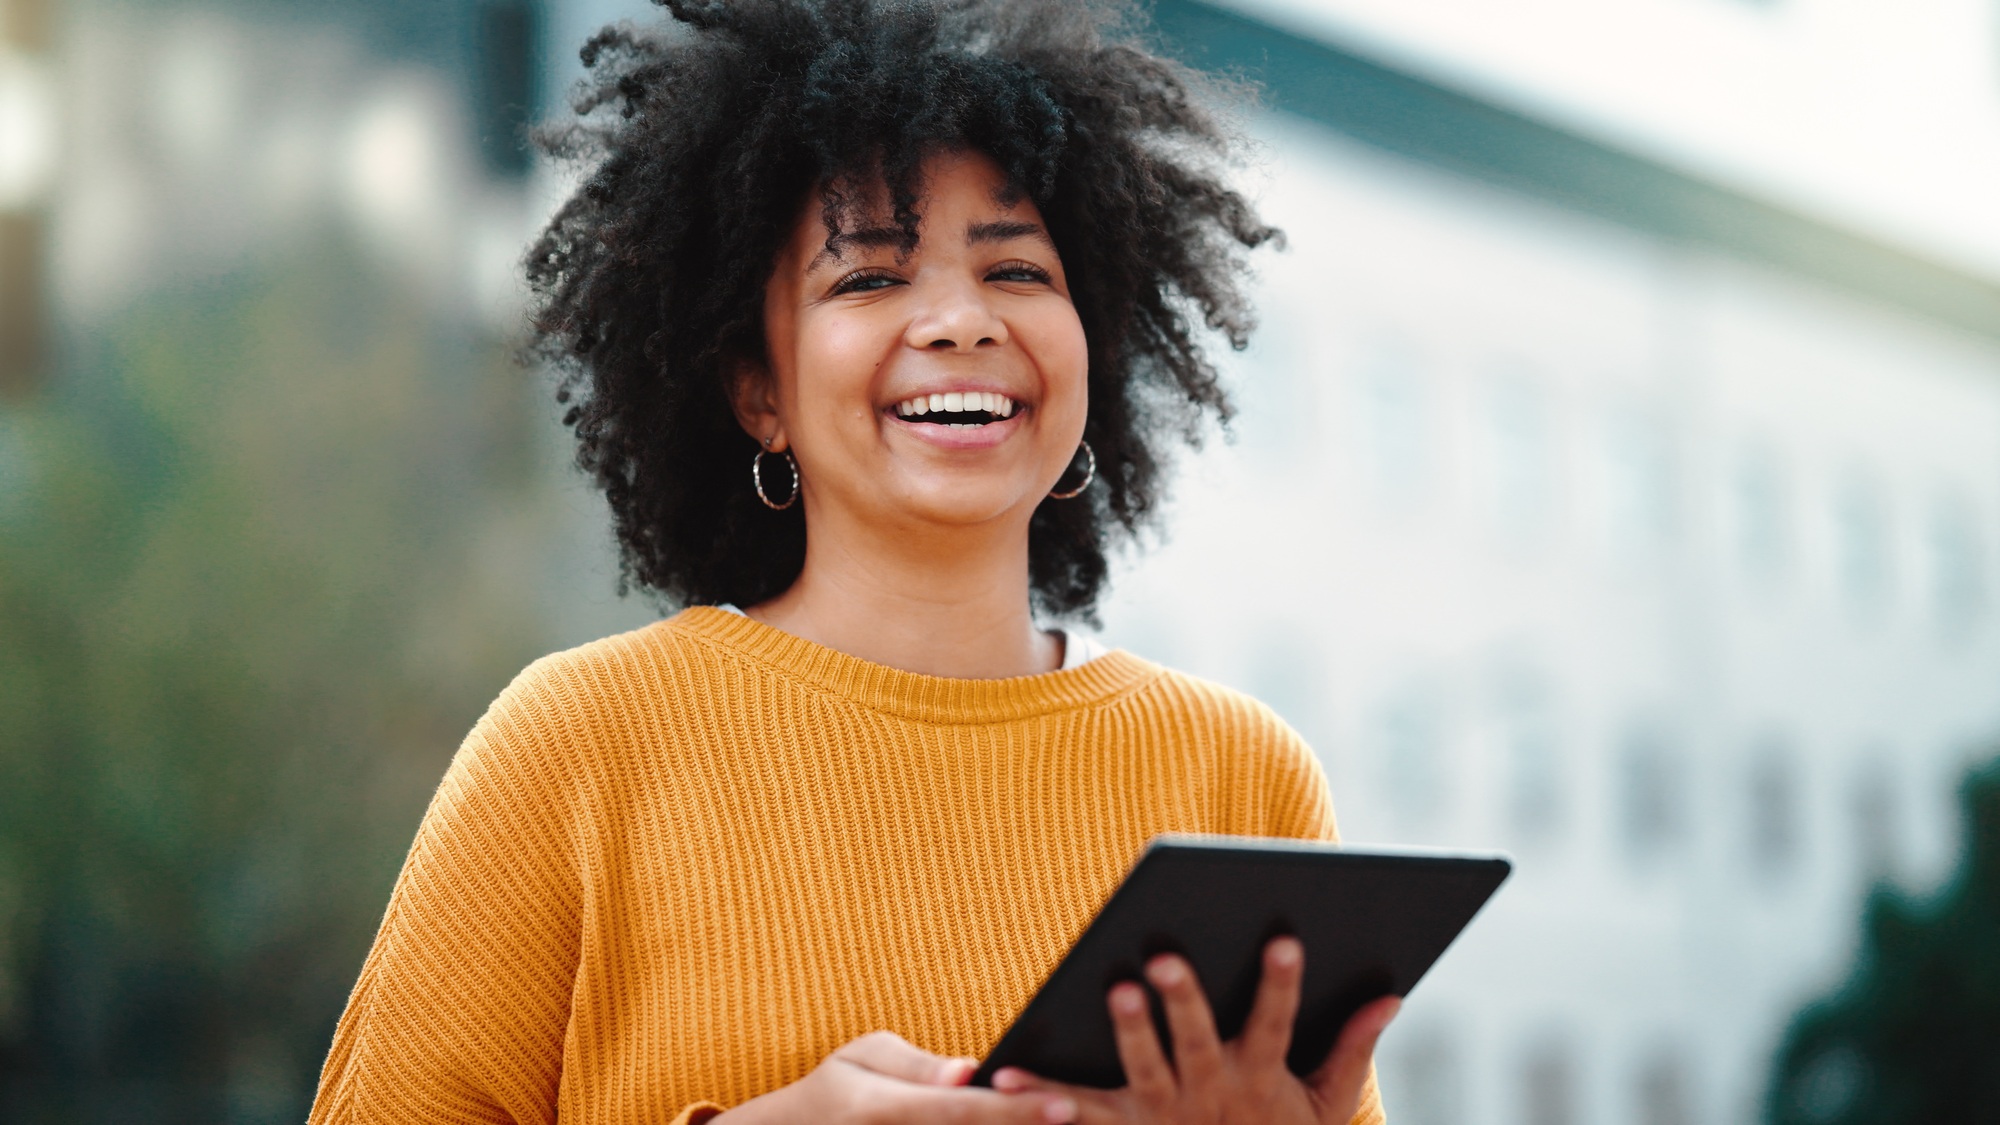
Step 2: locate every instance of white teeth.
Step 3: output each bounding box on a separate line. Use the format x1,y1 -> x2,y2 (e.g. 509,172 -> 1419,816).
894,392 -> 1019,420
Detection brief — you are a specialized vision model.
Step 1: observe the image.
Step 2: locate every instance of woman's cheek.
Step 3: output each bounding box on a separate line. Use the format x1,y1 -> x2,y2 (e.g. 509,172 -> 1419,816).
1038,312 -> 1090,423
798,307 -> 895,396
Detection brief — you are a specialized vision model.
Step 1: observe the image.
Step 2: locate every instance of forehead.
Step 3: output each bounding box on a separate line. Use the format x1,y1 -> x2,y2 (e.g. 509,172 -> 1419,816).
792,150 -> 1045,269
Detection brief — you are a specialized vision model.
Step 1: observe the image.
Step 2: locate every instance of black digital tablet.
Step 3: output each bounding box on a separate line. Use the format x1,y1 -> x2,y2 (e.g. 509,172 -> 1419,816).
970,836 -> 1511,1089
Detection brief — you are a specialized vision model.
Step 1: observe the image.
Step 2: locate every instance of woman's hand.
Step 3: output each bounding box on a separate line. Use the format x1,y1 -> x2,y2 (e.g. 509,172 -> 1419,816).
990,938 -> 1400,1125
713,1030 -> 1079,1125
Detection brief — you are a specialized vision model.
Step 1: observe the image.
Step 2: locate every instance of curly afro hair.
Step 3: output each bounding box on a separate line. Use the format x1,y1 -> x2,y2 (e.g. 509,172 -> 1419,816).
526,0 -> 1278,619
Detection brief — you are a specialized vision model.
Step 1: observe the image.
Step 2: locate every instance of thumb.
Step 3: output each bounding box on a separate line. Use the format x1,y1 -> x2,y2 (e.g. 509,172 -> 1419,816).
832,1030 -> 978,1087
1309,996 -> 1401,1120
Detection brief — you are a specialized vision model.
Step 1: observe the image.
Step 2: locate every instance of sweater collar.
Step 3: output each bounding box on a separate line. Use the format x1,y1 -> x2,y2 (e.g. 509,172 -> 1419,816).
664,605 -> 1159,725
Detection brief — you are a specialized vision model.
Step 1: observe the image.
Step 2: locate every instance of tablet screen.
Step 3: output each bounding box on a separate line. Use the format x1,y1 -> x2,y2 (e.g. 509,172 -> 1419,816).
970,836 -> 1510,1088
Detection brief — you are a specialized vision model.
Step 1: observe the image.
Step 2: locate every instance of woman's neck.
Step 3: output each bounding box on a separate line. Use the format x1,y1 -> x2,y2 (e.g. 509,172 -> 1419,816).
744,511 -> 1061,679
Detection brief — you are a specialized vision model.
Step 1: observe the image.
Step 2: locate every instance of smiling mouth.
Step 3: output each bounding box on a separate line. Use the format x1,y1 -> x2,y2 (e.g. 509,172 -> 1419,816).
892,392 -> 1019,428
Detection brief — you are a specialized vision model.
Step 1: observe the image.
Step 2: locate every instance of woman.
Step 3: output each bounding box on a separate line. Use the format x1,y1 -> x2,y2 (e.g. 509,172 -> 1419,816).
309,1 -> 1397,1122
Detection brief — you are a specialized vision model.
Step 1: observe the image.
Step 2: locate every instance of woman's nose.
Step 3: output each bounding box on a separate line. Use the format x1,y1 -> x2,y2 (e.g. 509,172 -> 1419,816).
905,277 -> 1009,352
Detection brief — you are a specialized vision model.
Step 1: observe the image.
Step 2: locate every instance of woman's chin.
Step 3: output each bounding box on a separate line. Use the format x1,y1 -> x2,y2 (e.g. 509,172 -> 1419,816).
881,480 -> 1044,530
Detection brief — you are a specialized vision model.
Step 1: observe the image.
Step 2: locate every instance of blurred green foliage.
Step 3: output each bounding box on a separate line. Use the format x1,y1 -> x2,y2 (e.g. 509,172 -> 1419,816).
0,239 -> 558,1121
1766,756 -> 2000,1125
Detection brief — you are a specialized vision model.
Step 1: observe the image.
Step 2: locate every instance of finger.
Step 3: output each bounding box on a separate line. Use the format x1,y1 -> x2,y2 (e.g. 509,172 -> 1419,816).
1240,936 -> 1304,1073
988,1070 -> 1129,1125
1145,954 -> 1225,1093
834,1030 -> 977,1086
1308,996 -> 1401,1121
898,1082 -> 1082,1125
1106,980 -> 1176,1105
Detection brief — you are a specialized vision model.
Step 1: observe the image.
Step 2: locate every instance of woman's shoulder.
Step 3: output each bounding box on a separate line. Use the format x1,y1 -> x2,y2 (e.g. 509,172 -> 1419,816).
453,610 -> 734,772
1125,659 -> 1307,749
493,614 -> 684,705
508,613 -> 686,689
1118,658 -> 1339,840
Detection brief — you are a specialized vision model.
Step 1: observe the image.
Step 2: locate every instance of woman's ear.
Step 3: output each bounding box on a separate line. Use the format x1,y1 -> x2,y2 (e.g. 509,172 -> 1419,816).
728,357 -> 788,453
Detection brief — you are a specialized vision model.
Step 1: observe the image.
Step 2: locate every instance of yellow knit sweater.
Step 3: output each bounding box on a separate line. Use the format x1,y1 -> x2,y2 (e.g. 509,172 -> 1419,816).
310,606 -> 1386,1124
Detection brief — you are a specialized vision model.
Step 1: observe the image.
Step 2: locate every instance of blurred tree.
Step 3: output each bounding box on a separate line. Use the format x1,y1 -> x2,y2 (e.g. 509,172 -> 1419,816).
1765,756 -> 2000,1125
0,238 -> 559,1122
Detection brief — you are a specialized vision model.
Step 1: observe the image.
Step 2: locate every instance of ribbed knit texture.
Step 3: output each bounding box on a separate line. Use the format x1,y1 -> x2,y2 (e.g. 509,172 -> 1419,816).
309,606 -> 1386,1125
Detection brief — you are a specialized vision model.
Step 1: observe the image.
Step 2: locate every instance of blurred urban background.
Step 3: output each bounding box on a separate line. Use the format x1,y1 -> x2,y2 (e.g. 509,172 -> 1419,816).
1,0 -> 1996,1122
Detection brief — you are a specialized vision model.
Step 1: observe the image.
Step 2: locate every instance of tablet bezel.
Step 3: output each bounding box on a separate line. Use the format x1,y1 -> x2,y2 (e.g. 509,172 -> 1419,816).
969,836 -> 1512,1089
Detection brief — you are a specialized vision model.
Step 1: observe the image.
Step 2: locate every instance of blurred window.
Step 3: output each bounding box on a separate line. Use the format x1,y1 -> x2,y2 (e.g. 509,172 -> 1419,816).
1924,489 -> 1984,644
1386,1023 -> 1463,1125
1634,1047 -> 1695,1125
1374,677 -> 1448,830
1482,367 -> 1556,542
1747,732 -> 1801,882
1832,466 -> 1892,622
1618,719 -> 1683,863
1519,1037 -> 1578,1125
1729,439 -> 1792,590
1601,405 -> 1678,564
1354,341 -> 1432,511
1237,319 -> 1313,472
1495,666 -> 1564,845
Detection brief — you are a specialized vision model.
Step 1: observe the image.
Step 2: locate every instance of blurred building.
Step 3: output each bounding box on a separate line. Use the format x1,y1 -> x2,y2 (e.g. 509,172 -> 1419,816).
1094,3 -> 2000,1125
32,0 -> 648,648
48,0 -> 539,330
1,1 -> 652,1114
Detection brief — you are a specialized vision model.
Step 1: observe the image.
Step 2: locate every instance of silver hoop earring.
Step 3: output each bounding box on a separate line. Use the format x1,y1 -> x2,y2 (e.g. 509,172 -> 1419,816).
753,448 -> 800,510
1049,440 -> 1096,500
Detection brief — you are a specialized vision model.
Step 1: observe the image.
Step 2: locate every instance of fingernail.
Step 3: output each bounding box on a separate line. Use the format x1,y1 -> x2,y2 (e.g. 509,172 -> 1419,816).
939,1058 -> 974,1085
1148,957 -> 1185,985
1044,1095 -> 1078,1123
993,1067 -> 1022,1091
1111,984 -> 1146,1014
1270,938 -> 1302,967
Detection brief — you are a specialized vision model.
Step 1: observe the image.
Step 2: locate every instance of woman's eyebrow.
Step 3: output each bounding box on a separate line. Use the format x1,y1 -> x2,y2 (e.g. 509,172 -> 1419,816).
806,219 -> 1052,273
808,226 -> 909,272
966,219 -> 1052,248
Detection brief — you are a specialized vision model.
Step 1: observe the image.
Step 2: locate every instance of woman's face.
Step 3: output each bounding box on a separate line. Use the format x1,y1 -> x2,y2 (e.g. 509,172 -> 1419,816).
744,149 -> 1089,539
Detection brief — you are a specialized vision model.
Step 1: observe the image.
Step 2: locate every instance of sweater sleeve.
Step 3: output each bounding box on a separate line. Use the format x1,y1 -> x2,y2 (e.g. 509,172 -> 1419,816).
307,661 -> 745,1125
309,674 -> 584,1124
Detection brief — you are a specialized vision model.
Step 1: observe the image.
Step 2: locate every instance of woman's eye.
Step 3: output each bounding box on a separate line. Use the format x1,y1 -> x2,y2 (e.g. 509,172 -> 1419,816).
988,262 -> 1052,285
832,271 -> 901,295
